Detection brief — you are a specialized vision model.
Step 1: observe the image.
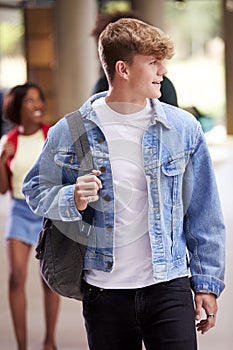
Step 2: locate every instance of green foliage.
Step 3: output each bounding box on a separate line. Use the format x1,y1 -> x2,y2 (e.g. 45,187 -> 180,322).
100,0 -> 131,13
0,22 -> 24,56
164,0 -> 224,122
164,0 -> 222,39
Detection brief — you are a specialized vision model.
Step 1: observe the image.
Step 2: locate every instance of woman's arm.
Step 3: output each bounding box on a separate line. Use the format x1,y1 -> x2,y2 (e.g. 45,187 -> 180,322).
0,140 -> 14,194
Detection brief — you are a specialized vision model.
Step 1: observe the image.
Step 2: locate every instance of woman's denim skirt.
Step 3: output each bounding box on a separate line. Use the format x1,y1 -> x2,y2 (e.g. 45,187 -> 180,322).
5,198 -> 42,245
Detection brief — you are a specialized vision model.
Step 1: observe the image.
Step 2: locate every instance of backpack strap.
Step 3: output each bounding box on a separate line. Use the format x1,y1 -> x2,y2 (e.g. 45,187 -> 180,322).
65,110 -> 95,232
65,110 -> 93,173
41,124 -> 50,139
5,124 -> 50,192
7,124 -> 49,161
6,126 -> 19,153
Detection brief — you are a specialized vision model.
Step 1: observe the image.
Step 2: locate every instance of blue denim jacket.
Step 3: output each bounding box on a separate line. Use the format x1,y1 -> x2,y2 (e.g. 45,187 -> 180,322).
23,92 -> 225,297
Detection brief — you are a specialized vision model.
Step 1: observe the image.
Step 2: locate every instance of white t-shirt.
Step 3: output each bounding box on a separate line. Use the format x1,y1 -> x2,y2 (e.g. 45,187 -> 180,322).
85,97 -> 155,288
11,129 -> 45,199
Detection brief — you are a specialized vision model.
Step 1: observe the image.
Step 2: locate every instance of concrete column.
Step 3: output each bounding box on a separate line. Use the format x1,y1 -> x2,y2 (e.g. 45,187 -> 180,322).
55,0 -> 98,117
223,0 -> 233,134
131,0 -> 164,29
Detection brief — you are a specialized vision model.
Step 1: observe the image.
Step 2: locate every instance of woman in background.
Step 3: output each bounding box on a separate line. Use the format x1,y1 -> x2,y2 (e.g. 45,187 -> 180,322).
0,83 -> 59,350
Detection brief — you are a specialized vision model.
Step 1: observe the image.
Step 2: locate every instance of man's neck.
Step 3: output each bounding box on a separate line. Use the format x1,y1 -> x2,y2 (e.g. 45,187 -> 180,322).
105,89 -> 147,115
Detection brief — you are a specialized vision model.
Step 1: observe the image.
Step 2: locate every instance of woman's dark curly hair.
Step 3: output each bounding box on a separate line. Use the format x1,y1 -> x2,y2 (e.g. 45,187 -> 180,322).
3,82 -> 45,124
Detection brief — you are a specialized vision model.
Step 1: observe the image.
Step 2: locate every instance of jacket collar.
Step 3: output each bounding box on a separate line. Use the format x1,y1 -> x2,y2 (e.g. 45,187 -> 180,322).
149,98 -> 171,129
80,92 -> 171,129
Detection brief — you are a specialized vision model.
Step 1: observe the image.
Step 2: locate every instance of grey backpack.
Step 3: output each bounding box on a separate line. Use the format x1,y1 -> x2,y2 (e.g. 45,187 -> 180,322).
35,110 -> 94,300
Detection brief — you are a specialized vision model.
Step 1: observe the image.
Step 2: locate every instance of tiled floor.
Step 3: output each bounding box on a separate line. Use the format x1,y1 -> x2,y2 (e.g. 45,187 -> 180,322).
0,132 -> 233,349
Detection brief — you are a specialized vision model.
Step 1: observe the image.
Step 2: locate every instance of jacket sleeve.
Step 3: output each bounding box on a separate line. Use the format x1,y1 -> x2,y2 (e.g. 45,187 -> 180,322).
22,122 -> 82,222
184,126 -> 226,297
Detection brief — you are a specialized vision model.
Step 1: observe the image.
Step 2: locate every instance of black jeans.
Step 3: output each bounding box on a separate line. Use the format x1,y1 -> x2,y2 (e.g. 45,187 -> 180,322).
82,277 -> 197,350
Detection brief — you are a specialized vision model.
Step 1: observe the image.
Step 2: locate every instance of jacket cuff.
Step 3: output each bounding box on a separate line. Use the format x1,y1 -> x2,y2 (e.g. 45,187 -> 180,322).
58,184 -> 82,221
190,274 -> 225,298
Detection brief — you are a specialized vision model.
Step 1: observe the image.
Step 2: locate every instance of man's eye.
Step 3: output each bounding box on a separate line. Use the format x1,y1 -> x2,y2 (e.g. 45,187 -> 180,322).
150,61 -> 157,65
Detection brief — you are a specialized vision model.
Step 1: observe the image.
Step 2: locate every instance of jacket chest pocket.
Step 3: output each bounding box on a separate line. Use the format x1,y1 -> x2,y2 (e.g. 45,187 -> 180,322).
161,157 -> 186,206
54,151 -> 81,183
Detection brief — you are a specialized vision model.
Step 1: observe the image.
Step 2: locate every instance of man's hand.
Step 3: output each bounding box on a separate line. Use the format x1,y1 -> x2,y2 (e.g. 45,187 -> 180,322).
74,170 -> 102,211
195,293 -> 218,334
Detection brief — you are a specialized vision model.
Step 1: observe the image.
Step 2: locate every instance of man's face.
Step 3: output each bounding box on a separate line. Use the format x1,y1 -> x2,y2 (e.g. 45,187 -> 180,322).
126,54 -> 167,101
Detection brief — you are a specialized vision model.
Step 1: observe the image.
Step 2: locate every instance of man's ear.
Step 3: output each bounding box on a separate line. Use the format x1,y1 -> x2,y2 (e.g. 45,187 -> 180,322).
115,60 -> 129,80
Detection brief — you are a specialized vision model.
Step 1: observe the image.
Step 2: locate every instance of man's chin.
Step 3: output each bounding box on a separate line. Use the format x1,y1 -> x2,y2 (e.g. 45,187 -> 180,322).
149,92 -> 161,99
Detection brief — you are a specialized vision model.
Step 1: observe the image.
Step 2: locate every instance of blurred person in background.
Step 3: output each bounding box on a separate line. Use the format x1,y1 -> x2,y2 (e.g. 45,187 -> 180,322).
91,10 -> 178,107
0,91 -> 3,137
0,83 -> 60,350
0,89 -> 15,137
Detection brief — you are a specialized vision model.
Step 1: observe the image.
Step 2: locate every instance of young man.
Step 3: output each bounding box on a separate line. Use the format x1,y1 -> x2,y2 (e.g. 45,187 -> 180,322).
23,19 -> 225,350
91,10 -> 178,107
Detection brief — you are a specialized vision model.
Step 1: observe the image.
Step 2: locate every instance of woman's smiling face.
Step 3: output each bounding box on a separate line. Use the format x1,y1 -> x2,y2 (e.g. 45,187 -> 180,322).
20,87 -> 45,125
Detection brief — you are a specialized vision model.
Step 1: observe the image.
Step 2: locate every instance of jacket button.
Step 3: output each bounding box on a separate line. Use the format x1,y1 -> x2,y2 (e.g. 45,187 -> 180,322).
98,137 -> 104,143
104,195 -> 111,202
107,261 -> 113,269
106,226 -> 113,232
100,166 -> 106,172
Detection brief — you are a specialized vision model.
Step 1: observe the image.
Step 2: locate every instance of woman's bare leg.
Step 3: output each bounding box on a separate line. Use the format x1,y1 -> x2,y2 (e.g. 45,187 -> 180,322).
6,239 -> 31,350
41,278 -> 60,350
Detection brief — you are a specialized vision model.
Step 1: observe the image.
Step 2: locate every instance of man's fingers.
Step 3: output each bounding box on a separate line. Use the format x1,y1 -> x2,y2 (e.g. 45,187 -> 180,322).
85,194 -> 99,203
76,171 -> 102,190
196,315 -> 216,334
74,170 -> 102,210
194,295 -> 202,321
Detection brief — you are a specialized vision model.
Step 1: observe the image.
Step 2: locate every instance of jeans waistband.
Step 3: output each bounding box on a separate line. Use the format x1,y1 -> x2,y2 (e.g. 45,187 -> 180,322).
82,277 -> 189,294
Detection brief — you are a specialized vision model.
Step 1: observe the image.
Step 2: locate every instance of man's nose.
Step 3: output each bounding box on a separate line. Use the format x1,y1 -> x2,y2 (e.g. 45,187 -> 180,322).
158,62 -> 167,76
